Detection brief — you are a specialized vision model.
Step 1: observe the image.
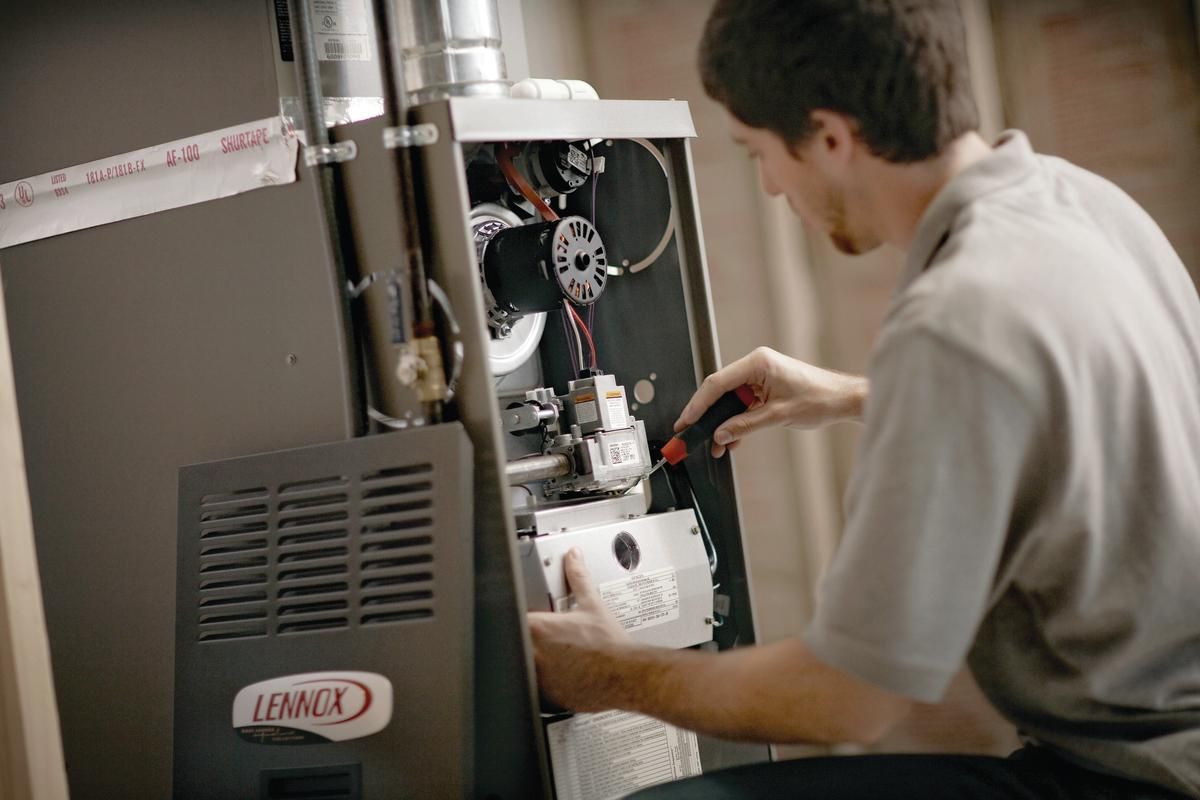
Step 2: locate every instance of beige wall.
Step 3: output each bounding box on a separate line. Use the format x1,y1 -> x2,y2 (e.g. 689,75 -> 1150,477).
991,0 -> 1200,282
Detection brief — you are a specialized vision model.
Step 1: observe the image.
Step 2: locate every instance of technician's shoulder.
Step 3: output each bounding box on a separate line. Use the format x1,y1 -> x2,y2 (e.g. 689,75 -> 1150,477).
879,224 -> 1061,388
876,164 -> 1106,402
1036,154 -> 1192,288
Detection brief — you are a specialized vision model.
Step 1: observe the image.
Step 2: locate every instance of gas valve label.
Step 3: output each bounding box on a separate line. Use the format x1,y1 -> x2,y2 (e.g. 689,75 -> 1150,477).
607,439 -> 640,466
600,568 -> 680,632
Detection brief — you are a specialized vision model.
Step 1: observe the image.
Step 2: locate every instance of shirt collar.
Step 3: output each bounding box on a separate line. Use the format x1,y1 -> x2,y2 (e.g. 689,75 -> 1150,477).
899,130 -> 1039,293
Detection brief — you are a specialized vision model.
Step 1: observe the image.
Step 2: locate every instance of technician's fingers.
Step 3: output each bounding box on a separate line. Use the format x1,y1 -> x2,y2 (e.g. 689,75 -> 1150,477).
527,610 -> 578,642
712,405 -> 775,451
527,612 -> 551,638
674,353 -> 768,431
562,548 -> 602,610
710,438 -> 744,459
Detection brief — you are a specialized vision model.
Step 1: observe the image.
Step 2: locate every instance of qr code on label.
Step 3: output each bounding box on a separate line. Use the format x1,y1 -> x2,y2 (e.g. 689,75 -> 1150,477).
608,441 -> 638,466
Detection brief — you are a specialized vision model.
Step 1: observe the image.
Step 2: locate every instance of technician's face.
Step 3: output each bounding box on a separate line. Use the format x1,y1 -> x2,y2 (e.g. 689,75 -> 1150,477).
728,116 -> 875,256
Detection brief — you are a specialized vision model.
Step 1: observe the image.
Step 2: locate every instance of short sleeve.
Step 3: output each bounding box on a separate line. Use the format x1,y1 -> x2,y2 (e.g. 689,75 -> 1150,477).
803,327 -> 1043,702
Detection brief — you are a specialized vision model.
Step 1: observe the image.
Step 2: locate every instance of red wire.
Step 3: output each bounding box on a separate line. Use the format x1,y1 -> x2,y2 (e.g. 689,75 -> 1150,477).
497,144 -> 559,223
567,303 -> 598,369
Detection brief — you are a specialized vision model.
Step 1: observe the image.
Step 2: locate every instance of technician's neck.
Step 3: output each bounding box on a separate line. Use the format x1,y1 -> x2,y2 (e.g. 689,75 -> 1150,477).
871,131 -> 993,251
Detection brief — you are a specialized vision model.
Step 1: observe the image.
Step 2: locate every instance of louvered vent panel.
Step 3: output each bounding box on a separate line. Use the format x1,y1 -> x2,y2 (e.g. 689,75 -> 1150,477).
275,475 -> 351,636
359,464 -> 436,626
197,487 -> 270,642
196,464 -> 439,642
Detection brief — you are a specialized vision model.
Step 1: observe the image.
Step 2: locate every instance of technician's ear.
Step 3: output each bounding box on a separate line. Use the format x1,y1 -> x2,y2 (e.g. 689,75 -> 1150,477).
807,110 -> 858,169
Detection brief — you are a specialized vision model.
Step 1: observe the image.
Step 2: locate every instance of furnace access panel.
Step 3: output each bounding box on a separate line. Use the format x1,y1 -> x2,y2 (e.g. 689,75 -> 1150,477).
420,98 -> 769,798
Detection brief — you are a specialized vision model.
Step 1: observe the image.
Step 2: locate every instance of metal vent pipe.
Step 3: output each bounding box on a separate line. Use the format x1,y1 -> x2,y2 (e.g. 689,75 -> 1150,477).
391,0 -> 509,105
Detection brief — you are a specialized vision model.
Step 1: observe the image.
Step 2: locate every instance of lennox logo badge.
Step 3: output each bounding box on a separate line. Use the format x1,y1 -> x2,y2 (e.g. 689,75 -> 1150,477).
233,671 -> 392,745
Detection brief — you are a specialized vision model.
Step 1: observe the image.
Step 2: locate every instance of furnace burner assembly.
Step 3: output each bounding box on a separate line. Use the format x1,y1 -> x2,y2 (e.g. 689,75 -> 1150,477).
466,119 -> 758,798
440,85 -> 770,791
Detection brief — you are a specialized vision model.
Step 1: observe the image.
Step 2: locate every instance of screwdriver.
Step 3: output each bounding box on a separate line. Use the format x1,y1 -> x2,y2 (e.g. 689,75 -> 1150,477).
646,385 -> 757,477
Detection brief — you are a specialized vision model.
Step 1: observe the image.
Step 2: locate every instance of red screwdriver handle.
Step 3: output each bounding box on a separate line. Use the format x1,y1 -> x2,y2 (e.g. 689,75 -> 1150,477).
660,384 -> 756,465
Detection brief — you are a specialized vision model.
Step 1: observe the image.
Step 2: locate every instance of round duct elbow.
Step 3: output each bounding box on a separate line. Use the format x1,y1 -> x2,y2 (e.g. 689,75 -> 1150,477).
394,0 -> 510,104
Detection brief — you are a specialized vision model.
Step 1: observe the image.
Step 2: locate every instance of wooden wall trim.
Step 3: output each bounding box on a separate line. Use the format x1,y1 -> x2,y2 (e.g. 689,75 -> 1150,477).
0,272 -> 69,800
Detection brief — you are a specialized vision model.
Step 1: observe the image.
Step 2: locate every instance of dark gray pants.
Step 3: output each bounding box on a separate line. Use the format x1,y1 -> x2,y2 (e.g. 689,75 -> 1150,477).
627,748 -> 1191,800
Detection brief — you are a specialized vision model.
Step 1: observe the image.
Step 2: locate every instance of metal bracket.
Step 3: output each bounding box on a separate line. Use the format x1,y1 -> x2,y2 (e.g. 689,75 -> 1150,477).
383,124 -> 439,149
303,140 -> 357,166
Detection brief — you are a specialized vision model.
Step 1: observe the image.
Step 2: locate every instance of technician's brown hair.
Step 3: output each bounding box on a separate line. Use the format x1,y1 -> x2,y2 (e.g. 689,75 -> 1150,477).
700,0 -> 980,163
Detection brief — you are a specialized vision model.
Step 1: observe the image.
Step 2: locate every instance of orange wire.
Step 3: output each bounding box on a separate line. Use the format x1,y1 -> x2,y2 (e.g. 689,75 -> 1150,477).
567,303 -> 597,369
497,144 -> 559,222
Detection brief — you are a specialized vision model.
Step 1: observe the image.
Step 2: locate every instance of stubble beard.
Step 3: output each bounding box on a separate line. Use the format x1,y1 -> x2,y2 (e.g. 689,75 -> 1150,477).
826,187 -> 862,255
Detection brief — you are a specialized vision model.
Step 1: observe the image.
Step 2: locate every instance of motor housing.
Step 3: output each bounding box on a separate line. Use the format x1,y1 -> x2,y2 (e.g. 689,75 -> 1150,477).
483,215 -> 608,316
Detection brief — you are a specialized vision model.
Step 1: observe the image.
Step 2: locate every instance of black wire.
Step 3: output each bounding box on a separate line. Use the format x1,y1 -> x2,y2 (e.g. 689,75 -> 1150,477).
684,473 -> 719,576
559,306 -> 581,376
663,462 -> 719,576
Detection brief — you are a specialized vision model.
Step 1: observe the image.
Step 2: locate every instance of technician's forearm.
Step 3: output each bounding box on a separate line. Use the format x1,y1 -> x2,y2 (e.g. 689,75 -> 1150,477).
830,373 -> 869,424
591,638 -> 903,745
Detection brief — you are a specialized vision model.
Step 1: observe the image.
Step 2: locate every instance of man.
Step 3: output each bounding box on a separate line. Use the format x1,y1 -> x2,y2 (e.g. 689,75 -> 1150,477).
528,1 -> 1200,798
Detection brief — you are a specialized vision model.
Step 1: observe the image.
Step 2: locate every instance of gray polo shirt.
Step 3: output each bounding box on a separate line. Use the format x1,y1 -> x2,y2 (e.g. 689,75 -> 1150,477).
803,131 -> 1200,796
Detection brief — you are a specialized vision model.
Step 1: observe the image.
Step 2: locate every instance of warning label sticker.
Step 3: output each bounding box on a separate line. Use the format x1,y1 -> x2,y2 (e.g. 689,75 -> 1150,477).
604,390 -> 628,428
600,568 -> 679,632
547,710 -> 702,800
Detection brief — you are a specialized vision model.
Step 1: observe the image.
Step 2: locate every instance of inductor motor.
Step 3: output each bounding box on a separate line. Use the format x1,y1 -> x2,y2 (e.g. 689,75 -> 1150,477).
471,203 -> 549,376
483,215 -> 608,315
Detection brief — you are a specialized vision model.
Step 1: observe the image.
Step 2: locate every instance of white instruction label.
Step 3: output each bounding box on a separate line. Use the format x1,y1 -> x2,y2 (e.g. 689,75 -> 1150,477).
607,439 -> 640,467
312,0 -> 372,61
604,391 -> 629,428
0,117 -> 298,250
547,710 -> 702,800
600,568 -> 679,632
575,399 -> 598,425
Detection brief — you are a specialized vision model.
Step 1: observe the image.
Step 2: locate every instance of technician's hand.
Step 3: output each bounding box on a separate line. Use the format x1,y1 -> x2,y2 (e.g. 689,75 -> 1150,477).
527,548 -> 631,712
675,346 -> 868,458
